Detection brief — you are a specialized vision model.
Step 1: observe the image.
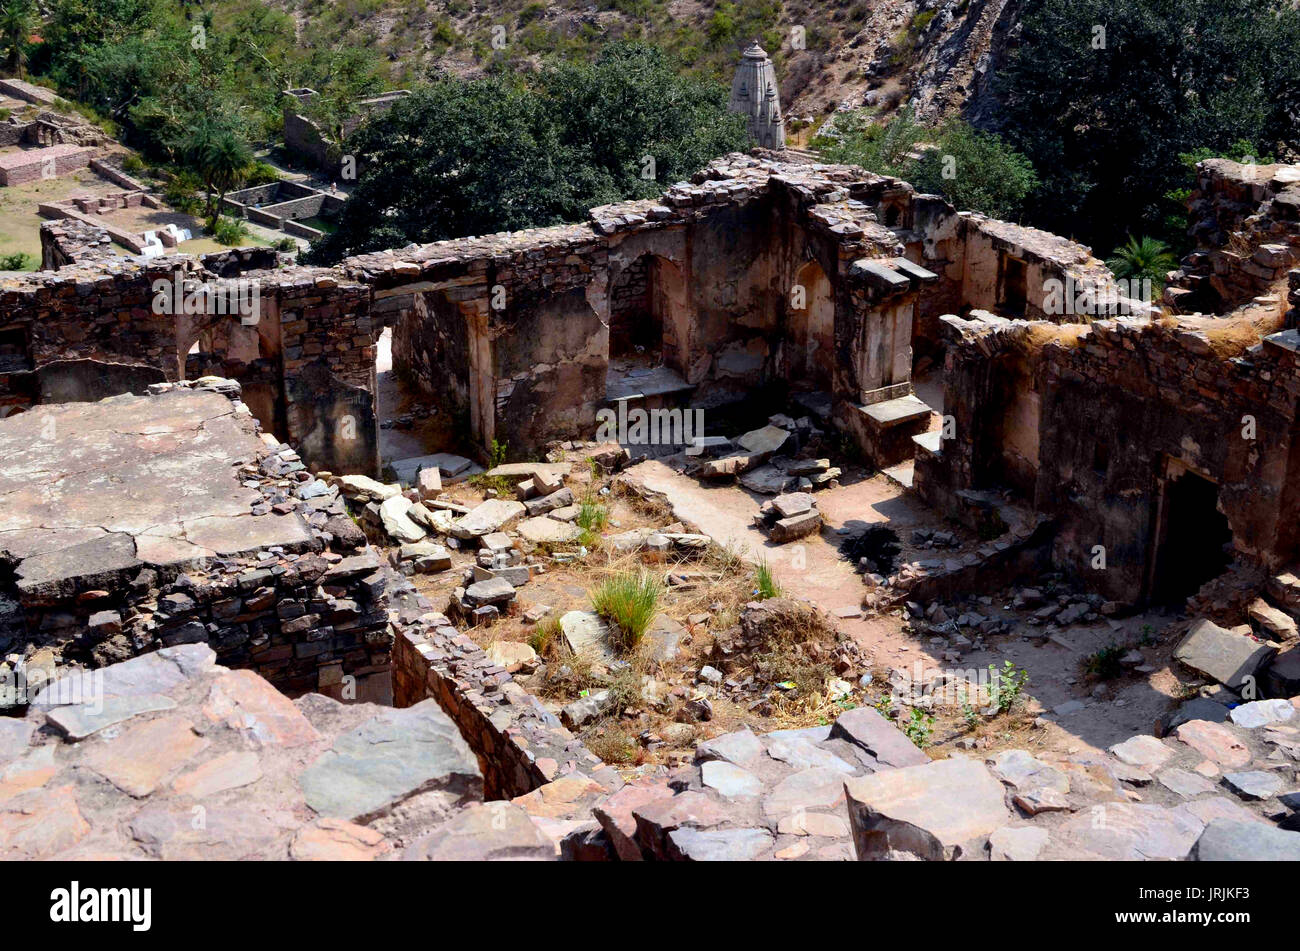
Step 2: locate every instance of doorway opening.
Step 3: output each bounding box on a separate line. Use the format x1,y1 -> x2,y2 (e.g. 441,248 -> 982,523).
1151,466 -> 1233,603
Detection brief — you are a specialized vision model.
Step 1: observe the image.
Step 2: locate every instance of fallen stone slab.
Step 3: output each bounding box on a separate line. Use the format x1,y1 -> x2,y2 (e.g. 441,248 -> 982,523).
695,729 -> 764,768
517,516 -> 582,544
45,694 -> 177,741
561,610 -> 615,662
1174,618 -> 1275,689
451,499 -> 526,539
1246,597 -> 1298,641
737,424 -> 791,456
987,749 -> 1069,793
739,465 -> 792,494
1191,818 -> 1300,861
378,496 -> 427,544
786,458 -> 830,476
772,492 -> 815,518
593,782 -> 675,861
1156,697 -> 1230,737
1042,802 -> 1204,860
1222,770 -> 1282,800
1157,768 -> 1217,798
404,802 -> 553,861
845,757 -> 1010,860
830,707 -> 929,769
524,487 -> 574,517
701,760 -> 764,798
561,689 -> 612,730
392,453 -> 474,482
335,474 -> 401,502
770,510 -> 822,543
463,577 -> 516,607
415,467 -> 442,500
1174,719 -> 1251,768
1108,734 -> 1174,770
697,451 -> 765,480
987,825 -> 1049,861
299,700 -> 481,824
667,827 -> 774,861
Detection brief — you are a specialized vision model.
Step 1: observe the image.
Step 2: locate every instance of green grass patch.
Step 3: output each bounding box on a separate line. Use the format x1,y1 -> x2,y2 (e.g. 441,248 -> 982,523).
591,570 -> 663,651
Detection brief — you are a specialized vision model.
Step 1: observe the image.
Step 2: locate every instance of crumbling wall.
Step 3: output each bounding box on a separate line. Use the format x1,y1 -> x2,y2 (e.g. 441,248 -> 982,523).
393,612 -> 603,800
1167,160 -> 1300,315
918,313 -> 1300,603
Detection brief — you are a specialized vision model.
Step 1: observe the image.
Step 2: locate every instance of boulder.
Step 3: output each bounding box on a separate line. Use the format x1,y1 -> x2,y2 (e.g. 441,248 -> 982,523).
844,757 -> 1011,860
1173,618 -> 1275,689
378,496 -> 426,544
1191,818 -> 1300,861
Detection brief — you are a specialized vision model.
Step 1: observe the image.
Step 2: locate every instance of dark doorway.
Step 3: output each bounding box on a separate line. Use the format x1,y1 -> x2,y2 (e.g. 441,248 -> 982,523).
999,255 -> 1028,317
610,254 -> 664,360
1152,468 -> 1233,603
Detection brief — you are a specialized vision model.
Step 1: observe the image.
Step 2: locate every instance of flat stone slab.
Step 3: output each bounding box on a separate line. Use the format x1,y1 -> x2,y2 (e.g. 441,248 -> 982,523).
45,694 -> 177,741
0,391 -> 312,595
830,707 -> 929,769
736,424 -> 790,456
845,757 -> 1010,860
560,610 -> 614,662
1222,770 -> 1283,800
1109,734 -> 1174,770
517,516 -> 582,544
862,394 -> 931,428
700,761 -> 763,798
378,496 -> 426,543
668,827 -> 773,861
1191,818 -> 1300,861
390,453 -> 474,482
739,465 -> 791,494
451,499 -> 525,539
772,492 -> 814,518
1174,618 -> 1276,689
299,700 -> 481,823
1158,768 -> 1217,798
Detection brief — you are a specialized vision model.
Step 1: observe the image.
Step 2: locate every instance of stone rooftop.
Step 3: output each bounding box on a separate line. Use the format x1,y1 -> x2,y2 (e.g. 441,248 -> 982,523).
0,385 -> 313,602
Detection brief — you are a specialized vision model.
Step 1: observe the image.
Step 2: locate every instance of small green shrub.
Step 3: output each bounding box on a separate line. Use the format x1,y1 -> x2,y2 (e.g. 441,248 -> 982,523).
210,216 -> 250,246
591,570 -> 662,651
0,252 -> 34,271
902,708 -> 934,748
1085,642 -> 1124,680
754,558 -> 781,600
986,660 -> 1029,714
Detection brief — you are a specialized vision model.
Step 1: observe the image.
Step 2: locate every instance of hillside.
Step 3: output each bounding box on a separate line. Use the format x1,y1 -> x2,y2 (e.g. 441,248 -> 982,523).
269,0 -> 1020,126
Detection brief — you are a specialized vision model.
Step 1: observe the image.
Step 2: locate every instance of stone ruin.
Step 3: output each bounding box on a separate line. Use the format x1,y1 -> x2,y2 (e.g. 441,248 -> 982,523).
5,149 -> 1300,861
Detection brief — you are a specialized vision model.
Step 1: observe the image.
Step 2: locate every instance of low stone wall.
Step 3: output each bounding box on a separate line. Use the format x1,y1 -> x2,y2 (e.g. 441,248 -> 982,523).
0,144 -> 92,186
392,608 -> 603,800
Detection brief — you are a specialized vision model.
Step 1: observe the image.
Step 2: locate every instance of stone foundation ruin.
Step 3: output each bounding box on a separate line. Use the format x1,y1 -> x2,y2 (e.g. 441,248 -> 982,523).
6,149 -> 1300,862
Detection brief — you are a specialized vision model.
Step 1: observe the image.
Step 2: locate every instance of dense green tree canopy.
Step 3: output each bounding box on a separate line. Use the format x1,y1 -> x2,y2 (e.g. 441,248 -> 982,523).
995,0 -> 1300,249
308,43 -> 748,262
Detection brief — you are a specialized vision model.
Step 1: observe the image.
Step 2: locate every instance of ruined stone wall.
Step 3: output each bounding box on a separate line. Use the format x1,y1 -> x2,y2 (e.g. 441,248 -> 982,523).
917,314 -> 1300,602
1167,160 -> 1300,315
392,612 -> 603,800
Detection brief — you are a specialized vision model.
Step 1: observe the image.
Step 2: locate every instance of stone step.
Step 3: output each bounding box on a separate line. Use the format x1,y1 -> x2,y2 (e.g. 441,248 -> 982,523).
861,394 -> 932,431
912,429 -> 943,457
881,460 -> 914,488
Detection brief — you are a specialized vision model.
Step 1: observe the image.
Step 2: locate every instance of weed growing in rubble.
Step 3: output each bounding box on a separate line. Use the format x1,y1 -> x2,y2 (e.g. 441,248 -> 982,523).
1085,642 -> 1124,680
592,570 -> 663,650
586,726 -> 639,764
754,559 -> 781,600
529,616 -> 560,657
901,708 -> 934,748
986,660 -> 1029,714
577,497 -> 609,532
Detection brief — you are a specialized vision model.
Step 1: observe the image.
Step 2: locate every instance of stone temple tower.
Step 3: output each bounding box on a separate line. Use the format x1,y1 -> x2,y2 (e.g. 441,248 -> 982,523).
729,41 -> 785,149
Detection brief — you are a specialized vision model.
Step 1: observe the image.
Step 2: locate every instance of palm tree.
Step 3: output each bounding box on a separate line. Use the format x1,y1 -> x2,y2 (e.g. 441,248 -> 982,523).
1106,235 -> 1178,289
175,119 -> 253,224
0,0 -> 33,79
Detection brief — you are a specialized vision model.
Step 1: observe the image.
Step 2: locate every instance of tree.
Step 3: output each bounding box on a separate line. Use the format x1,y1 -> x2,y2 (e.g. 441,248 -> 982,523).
995,0 -> 1300,251
0,0 -> 33,78
299,46 -> 385,152
308,43 -> 748,263
171,112 -> 253,223
1105,235 -> 1177,288
816,106 -> 925,178
909,121 -> 1037,220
